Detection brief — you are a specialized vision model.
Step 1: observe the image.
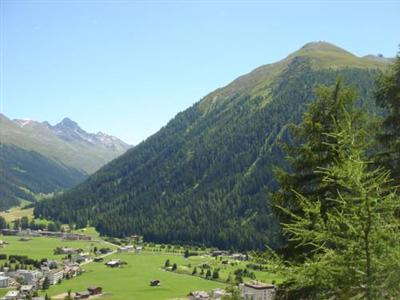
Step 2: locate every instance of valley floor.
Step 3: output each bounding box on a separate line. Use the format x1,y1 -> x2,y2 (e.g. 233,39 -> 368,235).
0,233 -> 281,300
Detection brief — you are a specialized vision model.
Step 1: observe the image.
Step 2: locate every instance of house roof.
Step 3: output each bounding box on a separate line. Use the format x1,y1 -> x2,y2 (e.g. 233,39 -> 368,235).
244,282 -> 275,290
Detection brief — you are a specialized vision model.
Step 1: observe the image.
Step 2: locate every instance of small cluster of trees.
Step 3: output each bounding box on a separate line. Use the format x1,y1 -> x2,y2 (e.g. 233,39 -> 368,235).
273,51 -> 400,298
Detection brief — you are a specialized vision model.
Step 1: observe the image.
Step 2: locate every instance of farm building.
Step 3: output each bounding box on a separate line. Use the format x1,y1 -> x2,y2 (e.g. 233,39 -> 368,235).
239,282 -> 276,300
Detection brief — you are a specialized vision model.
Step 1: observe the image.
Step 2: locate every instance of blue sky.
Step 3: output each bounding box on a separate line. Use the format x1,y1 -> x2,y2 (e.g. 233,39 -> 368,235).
1,1 -> 399,144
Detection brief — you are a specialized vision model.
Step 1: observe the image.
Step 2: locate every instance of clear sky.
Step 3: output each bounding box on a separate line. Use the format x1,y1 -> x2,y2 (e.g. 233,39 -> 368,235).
1,0 -> 399,144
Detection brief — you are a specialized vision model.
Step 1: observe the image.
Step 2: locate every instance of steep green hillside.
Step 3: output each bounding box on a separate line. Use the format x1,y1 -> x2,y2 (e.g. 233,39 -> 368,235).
35,42 -> 388,250
0,144 -> 86,210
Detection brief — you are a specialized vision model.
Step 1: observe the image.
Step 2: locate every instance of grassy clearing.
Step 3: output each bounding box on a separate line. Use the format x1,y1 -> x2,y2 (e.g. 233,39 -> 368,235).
172,255 -> 283,285
0,205 -> 34,223
42,252 -> 224,300
0,235 -> 115,260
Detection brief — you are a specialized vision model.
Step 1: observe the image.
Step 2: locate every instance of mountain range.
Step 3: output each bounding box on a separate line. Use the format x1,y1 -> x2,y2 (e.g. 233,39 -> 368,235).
35,42 -> 390,250
0,115 -> 130,210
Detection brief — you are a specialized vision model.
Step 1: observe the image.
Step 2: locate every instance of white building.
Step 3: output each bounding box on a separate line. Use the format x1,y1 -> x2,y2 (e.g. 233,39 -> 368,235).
239,282 -> 276,300
17,270 -> 43,285
3,290 -> 20,300
118,245 -> 134,253
188,291 -> 209,300
45,269 -> 63,285
0,276 -> 10,288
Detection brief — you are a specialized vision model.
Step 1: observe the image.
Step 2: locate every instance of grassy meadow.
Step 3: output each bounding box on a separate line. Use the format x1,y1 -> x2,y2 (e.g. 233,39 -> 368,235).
0,233 -> 281,300
0,235 -> 115,260
41,252 -> 224,300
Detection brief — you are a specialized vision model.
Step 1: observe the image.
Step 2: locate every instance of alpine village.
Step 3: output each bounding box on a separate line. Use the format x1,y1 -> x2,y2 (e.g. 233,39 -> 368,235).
1,2 -> 400,300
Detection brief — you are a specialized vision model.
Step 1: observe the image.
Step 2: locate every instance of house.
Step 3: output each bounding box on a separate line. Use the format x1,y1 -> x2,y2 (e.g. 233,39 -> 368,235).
74,291 -> 90,299
211,250 -> 228,257
54,247 -> 81,255
87,286 -> 102,295
17,270 -> 43,286
3,290 -> 19,300
1,229 -> 18,236
0,276 -> 10,288
105,260 -> 120,268
230,253 -> 248,261
129,235 -> 143,242
72,254 -> 90,264
63,263 -> 83,278
44,269 -> 63,285
150,280 -> 160,286
93,257 -> 104,262
239,282 -> 276,300
188,291 -> 209,300
0,240 -> 8,248
212,288 -> 229,299
118,245 -> 134,253
20,285 -> 35,297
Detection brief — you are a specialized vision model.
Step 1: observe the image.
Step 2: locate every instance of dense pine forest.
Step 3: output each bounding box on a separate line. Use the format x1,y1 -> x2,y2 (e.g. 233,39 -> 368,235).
34,43 -> 389,251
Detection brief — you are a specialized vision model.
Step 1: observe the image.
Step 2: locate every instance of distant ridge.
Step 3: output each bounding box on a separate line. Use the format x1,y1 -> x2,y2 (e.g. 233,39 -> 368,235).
0,113 -> 130,210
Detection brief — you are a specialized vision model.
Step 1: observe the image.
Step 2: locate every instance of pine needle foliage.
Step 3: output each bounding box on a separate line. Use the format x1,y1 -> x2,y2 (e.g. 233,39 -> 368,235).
277,106 -> 400,299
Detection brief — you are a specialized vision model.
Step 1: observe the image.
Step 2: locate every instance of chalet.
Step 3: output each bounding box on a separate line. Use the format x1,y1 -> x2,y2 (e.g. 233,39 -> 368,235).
63,263 -> 83,278
0,276 -> 10,288
230,253 -> 248,261
20,285 -> 35,297
74,291 -> 90,299
211,250 -> 228,257
87,286 -> 102,295
54,247 -> 81,255
150,279 -> 160,286
3,290 -> 20,300
188,291 -> 209,300
212,288 -> 229,299
105,260 -> 120,268
129,235 -> 143,242
118,245 -> 134,253
93,257 -> 104,262
239,282 -> 276,300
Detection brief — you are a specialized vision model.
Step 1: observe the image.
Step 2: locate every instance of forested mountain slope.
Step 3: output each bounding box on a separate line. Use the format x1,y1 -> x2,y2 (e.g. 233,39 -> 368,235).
35,42 -> 389,250
0,115 -> 130,210
0,144 -> 86,210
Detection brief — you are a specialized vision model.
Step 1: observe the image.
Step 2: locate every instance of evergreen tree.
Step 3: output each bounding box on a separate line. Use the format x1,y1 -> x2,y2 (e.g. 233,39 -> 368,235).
375,50 -> 400,180
272,80 -> 364,259
171,263 -> 177,271
20,216 -> 29,229
42,277 -> 50,290
277,109 -> 400,299
192,267 -> 197,275
164,259 -> 170,268
0,216 -> 7,230
205,269 -> 212,279
212,269 -> 219,279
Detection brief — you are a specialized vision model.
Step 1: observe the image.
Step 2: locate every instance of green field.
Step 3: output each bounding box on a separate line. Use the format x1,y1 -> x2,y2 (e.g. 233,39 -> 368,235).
42,252 -> 224,300
0,235 -> 282,299
0,235 -> 115,260
0,204 -> 34,222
